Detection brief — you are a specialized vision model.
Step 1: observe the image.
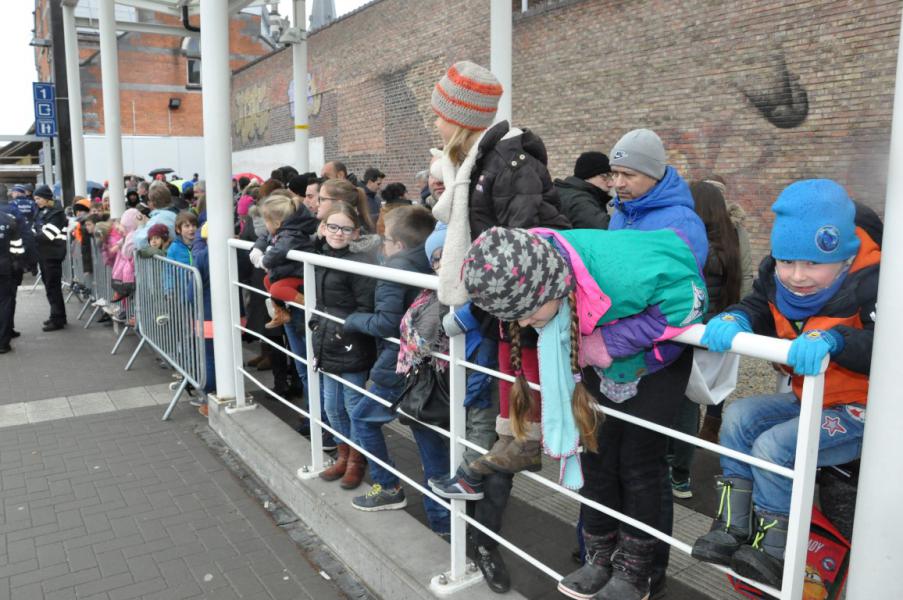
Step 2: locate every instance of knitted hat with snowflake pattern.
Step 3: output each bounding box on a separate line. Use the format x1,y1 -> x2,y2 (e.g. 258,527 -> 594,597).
462,227 -> 573,321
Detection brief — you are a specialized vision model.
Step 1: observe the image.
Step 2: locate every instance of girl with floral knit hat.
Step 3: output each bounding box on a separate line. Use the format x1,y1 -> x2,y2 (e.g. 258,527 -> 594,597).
458,226 -> 706,600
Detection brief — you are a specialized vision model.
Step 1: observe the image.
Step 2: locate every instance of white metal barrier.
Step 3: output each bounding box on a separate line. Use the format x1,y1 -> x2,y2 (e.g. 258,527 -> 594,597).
225,237 -> 825,600
84,238 -> 114,329
127,252 -> 206,420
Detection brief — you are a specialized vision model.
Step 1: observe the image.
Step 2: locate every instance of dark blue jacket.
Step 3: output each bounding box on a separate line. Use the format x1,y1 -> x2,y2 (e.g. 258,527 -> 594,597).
0,202 -> 37,271
344,244 -> 431,400
609,166 -> 708,270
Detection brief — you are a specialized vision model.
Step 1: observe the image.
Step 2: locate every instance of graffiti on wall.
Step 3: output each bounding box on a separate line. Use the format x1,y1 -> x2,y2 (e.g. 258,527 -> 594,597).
288,73 -> 322,118
736,52 -> 809,129
233,84 -> 270,144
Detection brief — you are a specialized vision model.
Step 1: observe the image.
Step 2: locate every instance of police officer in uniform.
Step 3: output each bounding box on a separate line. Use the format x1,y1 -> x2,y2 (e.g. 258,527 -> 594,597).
33,185 -> 68,332
0,195 -> 25,353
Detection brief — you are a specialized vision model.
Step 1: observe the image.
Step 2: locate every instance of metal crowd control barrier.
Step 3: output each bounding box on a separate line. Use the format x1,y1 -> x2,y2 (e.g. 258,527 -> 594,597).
226,237 -> 826,600
69,238 -> 94,320
60,230 -> 73,297
127,252 -> 206,420
84,238 -> 114,329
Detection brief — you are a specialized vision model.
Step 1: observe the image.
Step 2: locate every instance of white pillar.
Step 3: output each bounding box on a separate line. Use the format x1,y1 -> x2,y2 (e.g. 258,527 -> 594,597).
490,0 -> 512,124
200,0 -> 237,399
292,0 -> 309,172
62,3 -> 87,197
846,10 -> 903,596
98,0 -> 124,217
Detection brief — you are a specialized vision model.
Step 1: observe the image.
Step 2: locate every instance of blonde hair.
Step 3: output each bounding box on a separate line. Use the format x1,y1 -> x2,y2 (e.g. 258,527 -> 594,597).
93,220 -> 113,242
444,125 -> 482,166
261,193 -> 301,227
507,291 -> 602,451
320,179 -> 376,233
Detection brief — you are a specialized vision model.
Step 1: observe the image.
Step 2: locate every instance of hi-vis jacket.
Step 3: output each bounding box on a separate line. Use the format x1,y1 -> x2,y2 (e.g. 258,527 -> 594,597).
731,228 -> 880,407
33,205 -> 68,261
0,211 -> 25,276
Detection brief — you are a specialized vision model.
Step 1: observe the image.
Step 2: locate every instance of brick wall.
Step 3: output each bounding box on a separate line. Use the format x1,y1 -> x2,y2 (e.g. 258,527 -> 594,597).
35,2 -> 273,139
235,0 -> 901,258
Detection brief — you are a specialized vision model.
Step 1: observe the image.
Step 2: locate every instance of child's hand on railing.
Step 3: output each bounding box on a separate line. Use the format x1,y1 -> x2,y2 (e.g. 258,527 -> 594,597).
700,312 -> 752,352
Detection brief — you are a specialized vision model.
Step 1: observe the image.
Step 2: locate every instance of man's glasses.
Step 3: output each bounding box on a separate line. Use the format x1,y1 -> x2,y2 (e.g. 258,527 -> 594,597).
325,223 -> 356,235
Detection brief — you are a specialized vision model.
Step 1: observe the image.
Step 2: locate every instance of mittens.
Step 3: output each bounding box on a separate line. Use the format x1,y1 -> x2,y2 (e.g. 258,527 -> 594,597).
249,247 -> 264,268
578,329 -> 613,369
787,329 -> 844,376
701,312 -> 752,353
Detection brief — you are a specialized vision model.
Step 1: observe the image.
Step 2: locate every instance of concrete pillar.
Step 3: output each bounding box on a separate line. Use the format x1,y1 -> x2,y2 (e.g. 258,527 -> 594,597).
62,3 -> 87,197
97,0 -> 125,217
200,0 -> 237,399
845,10 -> 903,596
292,0 -> 309,172
490,0 -> 512,124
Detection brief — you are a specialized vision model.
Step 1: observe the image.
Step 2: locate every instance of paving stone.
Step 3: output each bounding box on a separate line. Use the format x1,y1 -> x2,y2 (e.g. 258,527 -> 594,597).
0,405 -> 28,429
67,393 -> 115,417
24,398 -> 73,424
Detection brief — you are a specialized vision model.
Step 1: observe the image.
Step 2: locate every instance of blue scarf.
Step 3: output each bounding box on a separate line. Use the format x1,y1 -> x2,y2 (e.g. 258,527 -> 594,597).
537,301 -> 584,490
774,267 -> 849,321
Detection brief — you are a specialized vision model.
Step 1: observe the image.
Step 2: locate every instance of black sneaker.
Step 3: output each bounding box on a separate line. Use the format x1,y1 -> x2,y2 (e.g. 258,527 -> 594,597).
10,330 -> 20,339
471,544 -> 510,594
0,346 -> 11,354
430,467 -> 484,501
42,322 -> 65,332
351,484 -> 407,512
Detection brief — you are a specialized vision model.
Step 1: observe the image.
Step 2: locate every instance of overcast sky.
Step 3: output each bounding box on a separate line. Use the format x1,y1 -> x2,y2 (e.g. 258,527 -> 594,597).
0,1 -> 367,147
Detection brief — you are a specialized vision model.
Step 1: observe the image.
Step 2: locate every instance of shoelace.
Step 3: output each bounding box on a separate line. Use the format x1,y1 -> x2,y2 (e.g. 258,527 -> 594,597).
751,517 -> 778,550
365,484 -> 383,498
716,479 -> 733,529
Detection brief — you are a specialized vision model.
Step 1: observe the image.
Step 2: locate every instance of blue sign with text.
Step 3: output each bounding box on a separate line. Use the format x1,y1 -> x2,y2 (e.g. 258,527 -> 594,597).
33,82 -> 57,137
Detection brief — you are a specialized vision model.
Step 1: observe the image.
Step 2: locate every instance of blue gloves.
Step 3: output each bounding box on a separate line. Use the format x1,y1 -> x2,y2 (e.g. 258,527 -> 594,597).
701,312 -> 752,353
787,329 -> 844,376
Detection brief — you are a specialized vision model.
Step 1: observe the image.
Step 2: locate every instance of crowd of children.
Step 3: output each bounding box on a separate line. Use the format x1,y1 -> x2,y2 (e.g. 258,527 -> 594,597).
62,59 -> 879,600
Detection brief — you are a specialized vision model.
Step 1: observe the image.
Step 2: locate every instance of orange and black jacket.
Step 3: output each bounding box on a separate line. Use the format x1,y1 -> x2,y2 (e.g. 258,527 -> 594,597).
728,227 -> 880,407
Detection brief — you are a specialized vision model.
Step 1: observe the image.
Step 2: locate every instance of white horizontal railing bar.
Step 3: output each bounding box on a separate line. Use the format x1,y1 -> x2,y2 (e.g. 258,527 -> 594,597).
234,323 -> 309,367
674,326 -> 795,368
239,366 -> 455,511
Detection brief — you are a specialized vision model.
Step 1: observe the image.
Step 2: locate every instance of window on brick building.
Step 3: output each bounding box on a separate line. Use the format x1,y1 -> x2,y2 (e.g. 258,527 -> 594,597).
182,37 -> 201,89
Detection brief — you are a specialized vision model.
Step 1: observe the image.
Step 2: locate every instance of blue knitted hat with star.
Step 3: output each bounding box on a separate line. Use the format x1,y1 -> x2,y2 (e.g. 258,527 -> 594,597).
770,179 -> 859,263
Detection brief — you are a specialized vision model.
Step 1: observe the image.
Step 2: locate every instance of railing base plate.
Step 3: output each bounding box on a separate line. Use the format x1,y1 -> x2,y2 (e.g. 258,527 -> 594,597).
429,566 -> 483,596
296,465 -> 325,480
224,402 -> 257,415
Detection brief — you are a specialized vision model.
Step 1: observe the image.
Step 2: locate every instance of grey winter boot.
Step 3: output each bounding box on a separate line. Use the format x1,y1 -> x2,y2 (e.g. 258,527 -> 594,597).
557,530 -> 617,599
730,510 -> 788,589
691,476 -> 754,566
594,533 -> 656,600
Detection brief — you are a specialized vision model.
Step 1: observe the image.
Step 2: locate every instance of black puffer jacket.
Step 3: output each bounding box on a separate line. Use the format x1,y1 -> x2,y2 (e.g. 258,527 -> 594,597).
554,176 -> 610,230
33,205 -> 67,261
260,206 -> 318,281
309,237 -> 379,374
468,120 -> 570,239
344,244 -> 431,392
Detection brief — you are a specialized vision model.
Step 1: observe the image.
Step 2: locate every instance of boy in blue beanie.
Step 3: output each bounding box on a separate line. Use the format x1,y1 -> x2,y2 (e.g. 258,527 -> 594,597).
691,179 -> 880,588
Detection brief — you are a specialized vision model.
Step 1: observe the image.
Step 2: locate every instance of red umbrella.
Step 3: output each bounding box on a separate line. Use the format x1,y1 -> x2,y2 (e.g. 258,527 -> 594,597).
233,172 -> 263,183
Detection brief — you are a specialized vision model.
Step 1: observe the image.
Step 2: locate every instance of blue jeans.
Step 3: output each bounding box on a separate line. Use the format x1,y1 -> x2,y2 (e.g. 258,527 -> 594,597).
720,393 -> 865,515
411,426 -> 450,534
352,383 -> 401,489
322,371 -> 368,444
284,307 -> 309,391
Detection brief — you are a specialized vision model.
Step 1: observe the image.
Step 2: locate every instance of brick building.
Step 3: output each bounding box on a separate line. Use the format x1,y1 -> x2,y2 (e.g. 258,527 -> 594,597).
33,0 -> 275,180
231,0 -> 901,259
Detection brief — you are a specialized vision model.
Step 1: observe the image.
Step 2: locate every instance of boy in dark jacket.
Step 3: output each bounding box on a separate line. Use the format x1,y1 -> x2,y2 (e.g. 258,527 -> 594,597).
553,151 -> 613,229
343,206 -> 436,511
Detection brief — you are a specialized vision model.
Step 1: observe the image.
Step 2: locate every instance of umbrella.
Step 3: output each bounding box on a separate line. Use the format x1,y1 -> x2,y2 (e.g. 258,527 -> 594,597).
148,167 -> 174,178
52,180 -> 105,199
233,172 -> 262,183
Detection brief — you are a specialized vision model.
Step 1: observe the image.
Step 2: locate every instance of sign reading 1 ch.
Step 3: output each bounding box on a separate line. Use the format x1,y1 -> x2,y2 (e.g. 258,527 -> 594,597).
33,82 -> 57,138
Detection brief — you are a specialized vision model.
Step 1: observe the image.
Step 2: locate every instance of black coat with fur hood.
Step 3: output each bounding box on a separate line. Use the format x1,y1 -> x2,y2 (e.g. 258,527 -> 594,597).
467,121 -> 571,239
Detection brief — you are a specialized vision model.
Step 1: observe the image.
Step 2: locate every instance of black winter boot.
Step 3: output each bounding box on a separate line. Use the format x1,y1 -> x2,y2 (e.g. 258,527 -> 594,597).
469,543 -> 511,594
557,530 -> 617,599
691,476 -> 754,566
730,510 -> 788,589
594,533 -> 656,600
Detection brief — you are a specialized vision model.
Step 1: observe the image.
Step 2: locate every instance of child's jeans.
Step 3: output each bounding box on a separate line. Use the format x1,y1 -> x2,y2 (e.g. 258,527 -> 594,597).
322,371 -> 368,444
410,425 -> 450,534
720,393 -> 865,515
352,383 -> 402,490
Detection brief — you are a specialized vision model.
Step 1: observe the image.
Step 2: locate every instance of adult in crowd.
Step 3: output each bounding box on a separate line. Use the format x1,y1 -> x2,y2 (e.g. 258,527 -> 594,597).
554,151 -> 614,229
0,184 -> 30,352
362,167 -> 385,224
0,184 -> 36,345
302,177 -> 322,215
10,185 -> 37,225
317,179 -> 376,234
133,181 -> 178,250
560,129 -> 707,600
423,152 -> 445,209
375,182 -> 412,236
33,185 -> 68,332
320,161 -> 348,181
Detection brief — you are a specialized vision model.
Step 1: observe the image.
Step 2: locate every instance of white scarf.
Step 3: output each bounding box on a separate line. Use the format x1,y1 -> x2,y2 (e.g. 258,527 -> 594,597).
431,131 -> 486,306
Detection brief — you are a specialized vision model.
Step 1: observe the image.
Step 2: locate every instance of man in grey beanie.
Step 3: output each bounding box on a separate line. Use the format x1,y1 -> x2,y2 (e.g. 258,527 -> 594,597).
606,127 -> 709,598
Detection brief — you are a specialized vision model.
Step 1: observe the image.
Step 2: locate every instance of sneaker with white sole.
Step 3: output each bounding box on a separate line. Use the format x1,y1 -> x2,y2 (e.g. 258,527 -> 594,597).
351,484 -> 407,512
429,467 -> 484,501
671,477 -> 693,499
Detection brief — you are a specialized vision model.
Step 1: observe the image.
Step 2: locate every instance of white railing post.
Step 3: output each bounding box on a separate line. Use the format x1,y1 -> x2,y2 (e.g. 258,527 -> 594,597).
490,0 -> 513,124
300,260 -> 325,474
448,318 -> 468,579
61,2 -> 86,197
781,372 -> 825,600
292,0 -> 309,172
97,0 -> 124,218
227,243 -> 249,410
